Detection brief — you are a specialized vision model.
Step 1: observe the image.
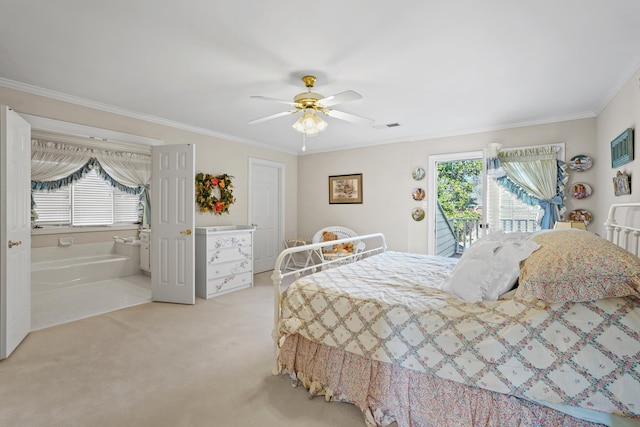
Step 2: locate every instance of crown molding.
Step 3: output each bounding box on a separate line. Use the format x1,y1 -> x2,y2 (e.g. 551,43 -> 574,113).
594,53 -> 640,115
0,77 -> 299,156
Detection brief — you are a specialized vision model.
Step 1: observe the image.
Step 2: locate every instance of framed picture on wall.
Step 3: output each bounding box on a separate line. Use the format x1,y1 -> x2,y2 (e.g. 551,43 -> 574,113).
613,171 -> 631,196
329,174 -> 363,204
611,128 -> 634,168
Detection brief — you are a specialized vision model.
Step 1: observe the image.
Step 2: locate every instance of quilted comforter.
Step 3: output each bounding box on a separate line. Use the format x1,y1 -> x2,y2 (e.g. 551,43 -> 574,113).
278,251 -> 640,419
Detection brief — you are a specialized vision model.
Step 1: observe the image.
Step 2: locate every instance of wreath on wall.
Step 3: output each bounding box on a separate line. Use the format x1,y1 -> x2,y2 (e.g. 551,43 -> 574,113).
195,172 -> 235,215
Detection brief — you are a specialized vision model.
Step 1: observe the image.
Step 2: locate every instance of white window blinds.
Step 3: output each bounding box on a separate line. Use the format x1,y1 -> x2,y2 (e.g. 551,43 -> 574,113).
33,169 -> 139,226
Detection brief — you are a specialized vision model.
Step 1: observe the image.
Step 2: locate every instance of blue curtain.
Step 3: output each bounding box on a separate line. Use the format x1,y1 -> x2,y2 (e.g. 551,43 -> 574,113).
486,146 -> 567,229
32,157 -> 146,225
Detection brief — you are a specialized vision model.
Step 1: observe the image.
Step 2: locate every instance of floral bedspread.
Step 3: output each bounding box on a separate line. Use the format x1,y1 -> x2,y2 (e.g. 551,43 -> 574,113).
279,251 -> 640,419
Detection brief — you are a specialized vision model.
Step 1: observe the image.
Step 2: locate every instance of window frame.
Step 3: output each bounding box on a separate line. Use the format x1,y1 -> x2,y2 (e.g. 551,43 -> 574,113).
32,169 -> 140,228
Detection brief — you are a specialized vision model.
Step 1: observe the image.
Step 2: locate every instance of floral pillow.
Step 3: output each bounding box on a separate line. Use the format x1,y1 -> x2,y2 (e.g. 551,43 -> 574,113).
517,229 -> 640,302
442,231 -> 539,303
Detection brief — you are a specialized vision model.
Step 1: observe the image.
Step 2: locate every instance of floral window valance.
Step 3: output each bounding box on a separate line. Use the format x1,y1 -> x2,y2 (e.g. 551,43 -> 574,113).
30,139 -> 152,227
486,145 -> 567,229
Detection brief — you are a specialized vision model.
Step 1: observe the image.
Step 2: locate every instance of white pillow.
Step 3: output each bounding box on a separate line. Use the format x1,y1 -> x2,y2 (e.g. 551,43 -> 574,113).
441,231 -> 539,303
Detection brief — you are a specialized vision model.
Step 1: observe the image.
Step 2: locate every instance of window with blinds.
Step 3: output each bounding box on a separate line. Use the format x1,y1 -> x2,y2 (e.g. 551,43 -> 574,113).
33,169 -> 140,226
486,176 -> 542,233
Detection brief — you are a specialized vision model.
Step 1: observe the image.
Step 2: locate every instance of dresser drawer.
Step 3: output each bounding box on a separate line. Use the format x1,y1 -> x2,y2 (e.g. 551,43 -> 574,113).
208,232 -> 252,249
195,226 -> 254,300
206,246 -> 252,264
207,258 -> 251,279
206,271 -> 252,296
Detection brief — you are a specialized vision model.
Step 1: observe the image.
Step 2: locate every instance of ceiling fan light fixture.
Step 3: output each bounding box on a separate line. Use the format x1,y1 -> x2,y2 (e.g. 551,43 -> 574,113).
293,110 -> 327,136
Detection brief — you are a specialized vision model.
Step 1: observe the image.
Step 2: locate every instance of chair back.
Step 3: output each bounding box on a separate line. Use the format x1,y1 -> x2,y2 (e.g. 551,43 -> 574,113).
312,226 -> 366,255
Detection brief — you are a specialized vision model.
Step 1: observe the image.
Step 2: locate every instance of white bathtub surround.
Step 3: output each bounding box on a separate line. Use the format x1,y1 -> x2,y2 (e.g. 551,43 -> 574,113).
32,241 -> 141,291
113,235 -> 135,244
31,275 -> 150,331
58,237 -> 73,246
31,241 -> 150,330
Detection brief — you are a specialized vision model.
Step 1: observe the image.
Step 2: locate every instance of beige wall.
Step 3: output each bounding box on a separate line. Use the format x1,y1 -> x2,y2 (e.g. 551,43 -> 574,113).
594,68 -> 640,237
298,118 -> 597,253
298,65 -> 640,251
8,66 -> 638,254
0,86 -> 298,248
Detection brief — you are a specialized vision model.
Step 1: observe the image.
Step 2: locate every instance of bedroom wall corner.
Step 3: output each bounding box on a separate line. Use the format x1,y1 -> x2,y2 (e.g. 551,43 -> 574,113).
297,143 -> 411,252
594,67 -> 640,237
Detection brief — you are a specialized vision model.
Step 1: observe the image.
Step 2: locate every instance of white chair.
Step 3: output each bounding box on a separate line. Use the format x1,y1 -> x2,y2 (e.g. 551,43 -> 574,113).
311,226 -> 365,262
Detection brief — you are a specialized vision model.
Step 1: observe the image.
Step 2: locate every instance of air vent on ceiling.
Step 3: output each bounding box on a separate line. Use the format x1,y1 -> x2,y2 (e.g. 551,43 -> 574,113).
374,122 -> 400,129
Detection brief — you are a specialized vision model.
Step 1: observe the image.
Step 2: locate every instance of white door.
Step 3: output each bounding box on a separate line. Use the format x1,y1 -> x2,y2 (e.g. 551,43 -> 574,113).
249,158 -> 284,273
1,106 -> 31,359
151,144 -> 195,304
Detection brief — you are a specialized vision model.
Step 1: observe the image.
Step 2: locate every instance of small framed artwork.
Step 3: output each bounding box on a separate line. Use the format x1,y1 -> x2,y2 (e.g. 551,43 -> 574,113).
611,128 -> 634,168
571,182 -> 592,199
613,171 -> 631,196
569,155 -> 593,172
329,173 -> 363,204
412,188 -> 425,201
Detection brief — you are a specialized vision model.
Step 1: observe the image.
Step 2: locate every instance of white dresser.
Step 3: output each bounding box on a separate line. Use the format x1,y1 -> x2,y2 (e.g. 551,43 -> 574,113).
195,226 -> 254,299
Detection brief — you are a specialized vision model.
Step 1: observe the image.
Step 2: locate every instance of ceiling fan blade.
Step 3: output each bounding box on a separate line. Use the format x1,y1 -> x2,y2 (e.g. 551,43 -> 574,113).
317,90 -> 362,108
250,95 -> 296,107
248,110 -> 298,125
323,109 -> 374,126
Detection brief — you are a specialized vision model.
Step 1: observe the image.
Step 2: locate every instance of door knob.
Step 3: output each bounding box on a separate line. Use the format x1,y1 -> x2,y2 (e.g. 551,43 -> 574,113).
8,240 -> 22,248
180,229 -> 192,235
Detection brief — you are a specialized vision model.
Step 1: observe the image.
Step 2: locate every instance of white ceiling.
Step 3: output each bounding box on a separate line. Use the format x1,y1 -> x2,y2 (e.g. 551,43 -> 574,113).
2,1 -> 640,155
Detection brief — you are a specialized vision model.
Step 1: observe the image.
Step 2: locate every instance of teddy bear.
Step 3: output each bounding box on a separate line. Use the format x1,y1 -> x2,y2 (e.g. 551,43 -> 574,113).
321,231 -> 338,253
321,231 -> 354,254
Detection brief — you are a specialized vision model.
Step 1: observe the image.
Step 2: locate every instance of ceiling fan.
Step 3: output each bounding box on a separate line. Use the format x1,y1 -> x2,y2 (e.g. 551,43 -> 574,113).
248,75 -> 374,137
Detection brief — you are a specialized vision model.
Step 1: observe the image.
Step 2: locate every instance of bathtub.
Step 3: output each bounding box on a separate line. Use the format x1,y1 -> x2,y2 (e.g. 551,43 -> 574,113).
31,241 -> 141,292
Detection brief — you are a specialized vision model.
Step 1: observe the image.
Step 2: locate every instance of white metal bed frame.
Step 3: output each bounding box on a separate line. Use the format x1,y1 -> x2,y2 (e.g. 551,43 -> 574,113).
270,202 -> 640,372
268,202 -> 640,425
604,201 -> 640,256
270,232 -> 387,374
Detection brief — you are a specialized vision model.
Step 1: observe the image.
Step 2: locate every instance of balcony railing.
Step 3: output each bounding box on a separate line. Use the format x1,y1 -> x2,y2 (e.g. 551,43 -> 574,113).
449,217 -> 540,255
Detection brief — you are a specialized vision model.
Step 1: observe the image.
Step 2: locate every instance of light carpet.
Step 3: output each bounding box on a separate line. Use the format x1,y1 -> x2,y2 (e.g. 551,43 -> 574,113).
0,271 -> 367,427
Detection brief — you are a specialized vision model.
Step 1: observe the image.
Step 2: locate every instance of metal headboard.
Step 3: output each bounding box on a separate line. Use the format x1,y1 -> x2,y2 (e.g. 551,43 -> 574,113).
604,202 -> 640,256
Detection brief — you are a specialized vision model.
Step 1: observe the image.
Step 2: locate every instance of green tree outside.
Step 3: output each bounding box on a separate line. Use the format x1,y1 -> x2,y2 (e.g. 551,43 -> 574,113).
437,159 -> 483,219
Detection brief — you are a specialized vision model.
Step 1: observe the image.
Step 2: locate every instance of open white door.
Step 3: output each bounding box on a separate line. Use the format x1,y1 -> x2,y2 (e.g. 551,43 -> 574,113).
151,144 -> 195,304
1,106 -> 31,359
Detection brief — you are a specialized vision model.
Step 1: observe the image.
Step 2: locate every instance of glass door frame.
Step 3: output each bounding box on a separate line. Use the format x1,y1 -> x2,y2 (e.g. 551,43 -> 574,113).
427,150 -> 485,256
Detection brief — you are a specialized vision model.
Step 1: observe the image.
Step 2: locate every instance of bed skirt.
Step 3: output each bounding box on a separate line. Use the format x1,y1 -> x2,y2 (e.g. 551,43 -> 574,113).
278,334 -> 603,427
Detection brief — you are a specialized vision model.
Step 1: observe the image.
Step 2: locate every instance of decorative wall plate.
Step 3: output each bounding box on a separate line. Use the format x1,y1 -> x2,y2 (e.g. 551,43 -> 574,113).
412,188 -> 425,201
568,209 -> 592,225
412,167 -> 425,181
412,208 -> 425,221
570,182 -> 592,199
569,155 -> 593,172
